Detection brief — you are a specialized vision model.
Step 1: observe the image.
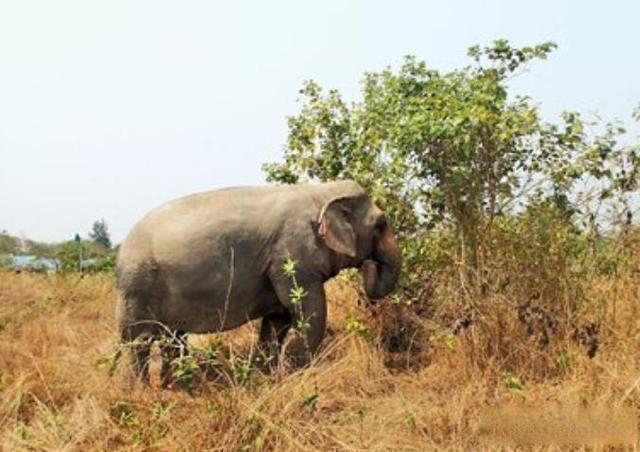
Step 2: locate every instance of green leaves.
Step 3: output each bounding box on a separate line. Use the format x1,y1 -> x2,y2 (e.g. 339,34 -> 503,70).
468,39 -> 557,75
264,40 -> 639,294
501,371 -> 526,396
344,316 -> 375,342
281,257 -> 297,278
289,286 -> 308,306
281,256 -> 310,334
282,256 -> 308,305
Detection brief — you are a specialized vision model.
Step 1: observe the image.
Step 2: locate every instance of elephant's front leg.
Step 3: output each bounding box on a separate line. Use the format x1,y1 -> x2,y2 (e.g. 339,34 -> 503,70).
271,280 -> 328,368
255,311 -> 292,370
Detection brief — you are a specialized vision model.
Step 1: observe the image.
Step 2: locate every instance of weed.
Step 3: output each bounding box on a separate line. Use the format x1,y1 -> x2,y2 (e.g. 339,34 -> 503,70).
345,316 -> 375,342
110,400 -> 139,428
300,391 -> 319,410
555,351 -> 572,372
501,371 -> 526,396
172,355 -> 200,394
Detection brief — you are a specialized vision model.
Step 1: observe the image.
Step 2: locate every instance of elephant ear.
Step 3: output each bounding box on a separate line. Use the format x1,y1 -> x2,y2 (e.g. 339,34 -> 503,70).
317,196 -> 357,258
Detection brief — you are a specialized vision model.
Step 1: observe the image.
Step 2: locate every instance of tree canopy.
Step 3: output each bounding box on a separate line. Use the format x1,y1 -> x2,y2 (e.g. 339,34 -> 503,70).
264,40 -> 639,291
89,219 -> 112,250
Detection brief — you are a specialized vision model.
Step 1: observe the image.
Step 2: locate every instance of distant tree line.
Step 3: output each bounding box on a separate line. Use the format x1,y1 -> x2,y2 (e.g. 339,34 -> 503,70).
0,219 -> 116,273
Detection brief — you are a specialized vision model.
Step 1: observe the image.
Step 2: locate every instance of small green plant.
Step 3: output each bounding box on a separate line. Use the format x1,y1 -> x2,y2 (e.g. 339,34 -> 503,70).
294,318 -> 311,333
206,400 -> 221,414
111,400 -> 139,429
501,371 -> 526,396
92,349 -> 120,372
199,340 -> 223,377
281,256 -> 309,335
14,422 -> 28,441
281,257 -> 297,278
345,316 -> 374,342
290,285 -> 308,305
172,355 -> 199,394
403,408 -> 417,431
240,415 -> 267,451
148,401 -> 174,443
230,355 -> 252,385
151,400 -> 174,421
300,391 -> 319,410
201,342 -> 220,362
253,434 -> 266,451
282,256 -> 308,306
444,333 -> 456,350
110,399 -> 174,446
555,351 -> 572,371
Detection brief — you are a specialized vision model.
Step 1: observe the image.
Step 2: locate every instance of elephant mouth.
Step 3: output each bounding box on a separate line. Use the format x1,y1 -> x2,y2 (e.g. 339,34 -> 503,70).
360,222 -> 402,301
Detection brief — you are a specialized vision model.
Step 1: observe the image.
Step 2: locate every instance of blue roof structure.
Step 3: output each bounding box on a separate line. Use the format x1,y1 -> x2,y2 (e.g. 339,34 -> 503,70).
11,255 -> 60,272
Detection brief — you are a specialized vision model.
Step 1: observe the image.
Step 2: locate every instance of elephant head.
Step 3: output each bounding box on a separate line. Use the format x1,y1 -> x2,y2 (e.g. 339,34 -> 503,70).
361,218 -> 402,299
317,188 -> 402,300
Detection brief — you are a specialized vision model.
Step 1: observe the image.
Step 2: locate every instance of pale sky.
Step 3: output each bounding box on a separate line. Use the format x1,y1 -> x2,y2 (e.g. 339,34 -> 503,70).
1,1 -> 638,243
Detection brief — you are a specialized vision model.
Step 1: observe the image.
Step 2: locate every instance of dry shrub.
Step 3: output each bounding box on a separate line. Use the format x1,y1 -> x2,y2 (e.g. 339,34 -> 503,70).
367,301 -> 432,371
407,212 -> 640,385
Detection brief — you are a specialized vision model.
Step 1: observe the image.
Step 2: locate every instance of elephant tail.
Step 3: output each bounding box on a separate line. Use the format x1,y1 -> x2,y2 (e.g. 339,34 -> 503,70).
116,255 -> 162,333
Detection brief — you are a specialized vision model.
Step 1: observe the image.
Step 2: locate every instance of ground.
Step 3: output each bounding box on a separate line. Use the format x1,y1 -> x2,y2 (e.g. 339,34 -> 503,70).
0,271 -> 638,450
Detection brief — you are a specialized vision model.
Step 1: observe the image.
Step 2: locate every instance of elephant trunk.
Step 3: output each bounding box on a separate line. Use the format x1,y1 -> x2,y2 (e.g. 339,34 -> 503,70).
362,225 -> 402,299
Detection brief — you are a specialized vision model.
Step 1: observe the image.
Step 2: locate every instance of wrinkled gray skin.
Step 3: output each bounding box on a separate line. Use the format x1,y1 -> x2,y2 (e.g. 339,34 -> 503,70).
116,180 -> 402,384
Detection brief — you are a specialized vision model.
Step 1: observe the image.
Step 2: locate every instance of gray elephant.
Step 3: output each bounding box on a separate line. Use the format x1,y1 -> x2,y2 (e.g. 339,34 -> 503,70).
116,180 -> 401,384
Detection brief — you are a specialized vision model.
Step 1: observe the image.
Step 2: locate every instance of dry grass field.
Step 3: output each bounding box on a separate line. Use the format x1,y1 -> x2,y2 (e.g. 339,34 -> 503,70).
0,265 -> 639,450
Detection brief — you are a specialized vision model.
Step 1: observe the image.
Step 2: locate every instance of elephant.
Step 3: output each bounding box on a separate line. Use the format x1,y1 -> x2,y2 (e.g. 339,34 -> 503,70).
115,180 -> 402,384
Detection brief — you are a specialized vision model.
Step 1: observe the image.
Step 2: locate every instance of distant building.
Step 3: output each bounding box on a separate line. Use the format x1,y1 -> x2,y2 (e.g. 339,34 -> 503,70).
80,258 -> 99,269
11,255 -> 60,273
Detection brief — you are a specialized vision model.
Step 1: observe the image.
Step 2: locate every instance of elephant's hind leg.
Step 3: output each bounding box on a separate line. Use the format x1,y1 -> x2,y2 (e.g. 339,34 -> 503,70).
119,318 -> 157,385
160,330 -> 188,388
128,332 -> 154,384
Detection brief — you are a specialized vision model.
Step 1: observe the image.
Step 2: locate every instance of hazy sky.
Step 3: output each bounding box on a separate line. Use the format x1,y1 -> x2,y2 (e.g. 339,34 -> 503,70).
1,1 -> 638,243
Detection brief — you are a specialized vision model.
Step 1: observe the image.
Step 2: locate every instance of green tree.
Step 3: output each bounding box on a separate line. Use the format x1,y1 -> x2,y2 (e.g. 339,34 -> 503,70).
28,241 -> 59,258
89,219 -> 112,250
56,239 -> 82,272
0,232 -> 18,255
264,40 -> 639,292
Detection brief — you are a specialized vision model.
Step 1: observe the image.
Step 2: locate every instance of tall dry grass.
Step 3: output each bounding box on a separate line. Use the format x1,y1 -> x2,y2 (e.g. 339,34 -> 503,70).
0,262 -> 639,450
